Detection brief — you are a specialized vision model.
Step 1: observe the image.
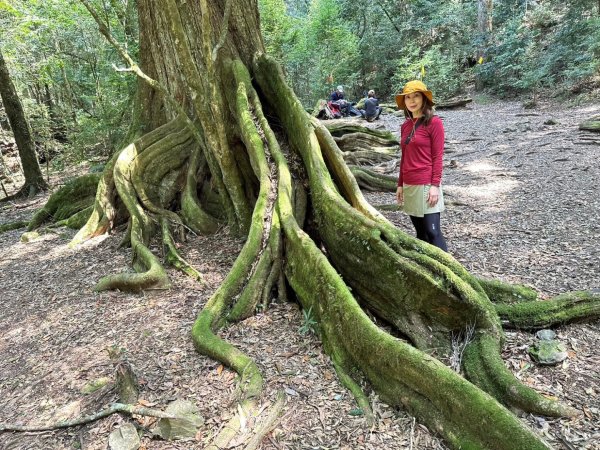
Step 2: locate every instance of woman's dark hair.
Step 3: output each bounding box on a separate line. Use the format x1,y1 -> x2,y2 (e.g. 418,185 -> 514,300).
403,93 -> 435,125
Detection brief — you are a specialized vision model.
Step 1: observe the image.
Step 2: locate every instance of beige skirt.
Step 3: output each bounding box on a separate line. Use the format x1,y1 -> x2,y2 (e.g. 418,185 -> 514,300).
402,184 -> 445,217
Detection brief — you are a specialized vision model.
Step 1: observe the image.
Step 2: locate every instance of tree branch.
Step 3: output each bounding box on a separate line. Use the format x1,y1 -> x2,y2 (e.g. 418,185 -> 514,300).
0,403 -> 175,433
374,0 -> 401,34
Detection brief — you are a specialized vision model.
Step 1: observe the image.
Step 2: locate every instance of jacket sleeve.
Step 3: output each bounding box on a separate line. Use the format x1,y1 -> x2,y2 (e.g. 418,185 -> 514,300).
429,117 -> 445,186
398,125 -> 404,187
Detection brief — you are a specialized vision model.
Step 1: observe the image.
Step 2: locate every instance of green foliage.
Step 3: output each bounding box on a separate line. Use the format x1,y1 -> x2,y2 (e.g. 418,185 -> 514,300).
0,0 -> 138,164
392,46 -> 467,101
20,97 -> 51,147
265,0 -> 477,103
68,76 -> 135,160
478,2 -> 600,97
270,0 -> 600,102
261,0 -> 360,105
260,0 -> 293,61
298,306 -> 318,335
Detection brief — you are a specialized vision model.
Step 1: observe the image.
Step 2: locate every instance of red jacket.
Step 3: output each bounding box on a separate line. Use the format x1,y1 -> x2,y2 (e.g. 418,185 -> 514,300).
398,115 -> 445,187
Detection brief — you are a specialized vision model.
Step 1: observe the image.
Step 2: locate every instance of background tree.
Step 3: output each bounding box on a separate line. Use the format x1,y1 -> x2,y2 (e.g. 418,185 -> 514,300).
477,0 -> 493,59
475,0 -> 600,95
0,47 -> 47,198
0,0 -> 137,177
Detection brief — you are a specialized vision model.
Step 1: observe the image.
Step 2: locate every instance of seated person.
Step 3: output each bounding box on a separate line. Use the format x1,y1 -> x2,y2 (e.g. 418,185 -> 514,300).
330,85 -> 345,102
330,85 -> 352,116
360,89 -> 383,122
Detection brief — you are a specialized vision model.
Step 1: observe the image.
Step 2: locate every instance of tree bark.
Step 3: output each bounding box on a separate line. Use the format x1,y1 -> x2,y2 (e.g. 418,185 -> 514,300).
476,0 -> 493,90
0,48 -> 48,199
477,0 -> 493,48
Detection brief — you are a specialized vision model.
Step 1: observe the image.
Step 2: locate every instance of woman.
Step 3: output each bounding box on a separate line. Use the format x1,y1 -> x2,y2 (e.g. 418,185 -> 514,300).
395,80 -> 448,251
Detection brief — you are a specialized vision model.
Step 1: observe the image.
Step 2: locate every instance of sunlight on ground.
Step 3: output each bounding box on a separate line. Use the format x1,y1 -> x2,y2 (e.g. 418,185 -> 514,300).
578,104 -> 600,115
448,159 -> 520,201
77,233 -> 111,249
0,232 -> 111,272
463,160 -> 502,174
447,178 -> 519,201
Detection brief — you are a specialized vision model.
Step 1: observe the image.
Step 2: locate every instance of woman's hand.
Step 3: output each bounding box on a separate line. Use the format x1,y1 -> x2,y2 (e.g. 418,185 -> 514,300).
427,185 -> 440,207
396,186 -> 403,205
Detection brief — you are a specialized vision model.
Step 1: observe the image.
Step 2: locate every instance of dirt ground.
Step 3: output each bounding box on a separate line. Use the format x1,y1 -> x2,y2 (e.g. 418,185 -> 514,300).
1,99 -> 599,450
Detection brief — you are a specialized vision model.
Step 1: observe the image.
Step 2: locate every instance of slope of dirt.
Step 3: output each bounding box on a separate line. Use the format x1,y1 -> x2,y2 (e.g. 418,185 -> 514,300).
0,100 -> 599,450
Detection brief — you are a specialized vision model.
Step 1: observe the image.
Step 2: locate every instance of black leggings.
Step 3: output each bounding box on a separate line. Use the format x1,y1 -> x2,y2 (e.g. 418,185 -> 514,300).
409,213 -> 447,251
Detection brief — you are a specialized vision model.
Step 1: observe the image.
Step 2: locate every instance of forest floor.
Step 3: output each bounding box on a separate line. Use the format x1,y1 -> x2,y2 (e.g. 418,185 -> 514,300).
0,98 -> 599,450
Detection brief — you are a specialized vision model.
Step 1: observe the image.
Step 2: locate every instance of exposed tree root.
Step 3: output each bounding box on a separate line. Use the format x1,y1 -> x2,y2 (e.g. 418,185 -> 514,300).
93,139 -> 167,291
323,122 -> 395,140
331,360 -> 375,426
463,334 -> 580,418
343,149 -> 397,166
180,150 -> 221,234
335,132 -> 397,157
71,115 -> 186,247
254,53 -> 559,449
0,220 -> 29,233
477,278 -> 540,304
161,218 -> 203,282
349,165 -> 397,192
277,127 -> 549,448
495,290 -> 600,329
478,278 -> 600,329
49,205 -> 94,230
0,403 -> 175,433
94,220 -> 170,292
0,179 -> 48,203
27,173 -> 100,231
83,115 -> 210,291
319,121 -> 399,167
242,391 -> 286,450
69,152 -> 120,246
314,118 -> 576,419
306,110 -> 575,421
190,60 -> 280,449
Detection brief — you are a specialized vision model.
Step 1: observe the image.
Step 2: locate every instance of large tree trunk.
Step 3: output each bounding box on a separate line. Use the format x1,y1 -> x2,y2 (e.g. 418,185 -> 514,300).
0,48 -> 48,199
31,1 -> 599,449
477,0 -> 493,55
476,0 -> 493,90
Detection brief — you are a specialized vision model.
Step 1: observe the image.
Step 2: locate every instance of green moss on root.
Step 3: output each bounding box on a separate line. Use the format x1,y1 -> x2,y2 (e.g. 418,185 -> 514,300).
28,173 -> 100,231
496,290 -> 600,329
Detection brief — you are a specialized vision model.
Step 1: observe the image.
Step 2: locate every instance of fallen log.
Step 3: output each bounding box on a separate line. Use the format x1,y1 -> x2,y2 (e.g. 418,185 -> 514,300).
579,115 -> 600,132
435,98 -> 473,109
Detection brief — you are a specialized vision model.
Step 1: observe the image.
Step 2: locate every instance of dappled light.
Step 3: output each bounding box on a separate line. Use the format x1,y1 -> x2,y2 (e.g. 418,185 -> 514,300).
448,177 -> 519,201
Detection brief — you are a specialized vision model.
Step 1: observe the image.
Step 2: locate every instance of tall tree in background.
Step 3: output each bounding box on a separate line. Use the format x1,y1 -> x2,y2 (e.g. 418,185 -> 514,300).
476,0 -> 494,89
21,0 -> 600,448
477,0 -> 493,59
0,48 -> 47,199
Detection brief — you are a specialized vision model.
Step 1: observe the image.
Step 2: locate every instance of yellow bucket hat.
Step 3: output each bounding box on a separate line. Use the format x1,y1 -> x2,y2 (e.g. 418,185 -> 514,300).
395,80 -> 434,109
